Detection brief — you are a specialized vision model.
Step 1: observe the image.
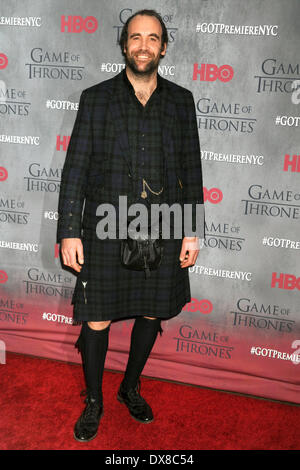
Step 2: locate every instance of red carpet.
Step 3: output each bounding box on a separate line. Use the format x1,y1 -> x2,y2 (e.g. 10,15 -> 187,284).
0,352 -> 299,450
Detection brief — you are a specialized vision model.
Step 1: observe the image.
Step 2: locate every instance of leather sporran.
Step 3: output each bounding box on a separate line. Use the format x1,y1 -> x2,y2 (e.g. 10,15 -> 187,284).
120,218 -> 163,278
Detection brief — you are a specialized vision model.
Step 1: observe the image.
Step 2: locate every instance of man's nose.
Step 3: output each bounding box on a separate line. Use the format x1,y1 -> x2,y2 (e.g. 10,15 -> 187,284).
139,37 -> 151,50
138,48 -> 150,54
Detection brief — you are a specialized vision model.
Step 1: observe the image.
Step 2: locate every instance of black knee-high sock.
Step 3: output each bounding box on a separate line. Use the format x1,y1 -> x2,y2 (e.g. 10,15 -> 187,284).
122,317 -> 162,391
76,322 -> 110,405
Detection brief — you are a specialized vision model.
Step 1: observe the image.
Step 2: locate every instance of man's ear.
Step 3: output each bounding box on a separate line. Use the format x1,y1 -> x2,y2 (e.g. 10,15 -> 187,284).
160,43 -> 167,57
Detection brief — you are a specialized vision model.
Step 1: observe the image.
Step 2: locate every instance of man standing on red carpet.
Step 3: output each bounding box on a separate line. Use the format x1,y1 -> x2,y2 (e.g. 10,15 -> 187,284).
57,9 -> 204,442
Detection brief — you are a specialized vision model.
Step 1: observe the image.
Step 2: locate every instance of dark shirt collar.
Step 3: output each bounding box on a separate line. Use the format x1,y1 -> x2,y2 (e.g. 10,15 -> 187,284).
122,67 -> 164,95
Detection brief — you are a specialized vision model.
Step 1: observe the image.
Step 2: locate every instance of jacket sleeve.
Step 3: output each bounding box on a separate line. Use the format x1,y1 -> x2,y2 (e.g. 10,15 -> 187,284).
56,90 -> 92,242
181,91 -> 205,238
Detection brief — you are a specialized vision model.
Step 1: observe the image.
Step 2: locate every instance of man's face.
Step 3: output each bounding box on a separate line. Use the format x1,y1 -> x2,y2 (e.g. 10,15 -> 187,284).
124,14 -> 167,76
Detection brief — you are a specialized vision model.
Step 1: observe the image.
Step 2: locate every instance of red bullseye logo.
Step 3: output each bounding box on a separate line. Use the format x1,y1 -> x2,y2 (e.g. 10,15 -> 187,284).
0,53 -> 8,69
218,65 -> 233,81
182,297 -> 213,314
0,271 -> 8,283
204,187 -> 223,203
0,167 -> 8,181
84,16 -> 98,33
198,299 -> 213,314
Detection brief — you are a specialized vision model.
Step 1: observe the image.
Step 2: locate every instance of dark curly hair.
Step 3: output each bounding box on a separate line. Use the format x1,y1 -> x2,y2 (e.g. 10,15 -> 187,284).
119,9 -> 168,58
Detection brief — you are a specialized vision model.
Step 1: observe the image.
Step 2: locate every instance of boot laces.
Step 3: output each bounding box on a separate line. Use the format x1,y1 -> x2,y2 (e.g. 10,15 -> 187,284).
79,389 -> 101,424
124,380 -> 147,411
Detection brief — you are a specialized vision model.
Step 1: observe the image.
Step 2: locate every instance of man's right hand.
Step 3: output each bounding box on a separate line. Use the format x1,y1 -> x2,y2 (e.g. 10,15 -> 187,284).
60,238 -> 84,272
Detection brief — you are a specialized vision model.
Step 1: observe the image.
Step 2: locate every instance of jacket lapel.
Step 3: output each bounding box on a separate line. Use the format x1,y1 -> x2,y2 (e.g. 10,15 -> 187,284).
159,77 -> 176,171
108,72 -> 132,172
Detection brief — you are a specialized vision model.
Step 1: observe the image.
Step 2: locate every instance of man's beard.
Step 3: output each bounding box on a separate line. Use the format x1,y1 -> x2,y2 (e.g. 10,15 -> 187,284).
125,50 -> 162,77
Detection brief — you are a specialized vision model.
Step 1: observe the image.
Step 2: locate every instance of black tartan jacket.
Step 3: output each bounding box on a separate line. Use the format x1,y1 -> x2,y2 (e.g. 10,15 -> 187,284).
57,70 -> 204,242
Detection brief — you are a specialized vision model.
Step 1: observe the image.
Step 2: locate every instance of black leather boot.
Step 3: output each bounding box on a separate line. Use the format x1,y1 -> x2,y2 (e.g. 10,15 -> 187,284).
117,379 -> 153,423
74,393 -> 104,442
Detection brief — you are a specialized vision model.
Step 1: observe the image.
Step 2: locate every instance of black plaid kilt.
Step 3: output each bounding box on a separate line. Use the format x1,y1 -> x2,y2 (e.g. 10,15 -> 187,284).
72,232 -> 190,321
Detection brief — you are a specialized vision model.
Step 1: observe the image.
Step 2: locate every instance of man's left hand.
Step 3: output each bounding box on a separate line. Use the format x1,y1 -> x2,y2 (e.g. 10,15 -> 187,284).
179,237 -> 200,268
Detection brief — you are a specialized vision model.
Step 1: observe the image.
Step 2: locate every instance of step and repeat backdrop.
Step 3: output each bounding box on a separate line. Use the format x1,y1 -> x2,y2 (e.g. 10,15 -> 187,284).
0,0 -> 299,403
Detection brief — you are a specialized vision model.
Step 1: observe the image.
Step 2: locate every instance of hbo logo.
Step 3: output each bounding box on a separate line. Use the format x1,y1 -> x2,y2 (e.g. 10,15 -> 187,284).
193,63 -> 234,82
61,16 -> 98,33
